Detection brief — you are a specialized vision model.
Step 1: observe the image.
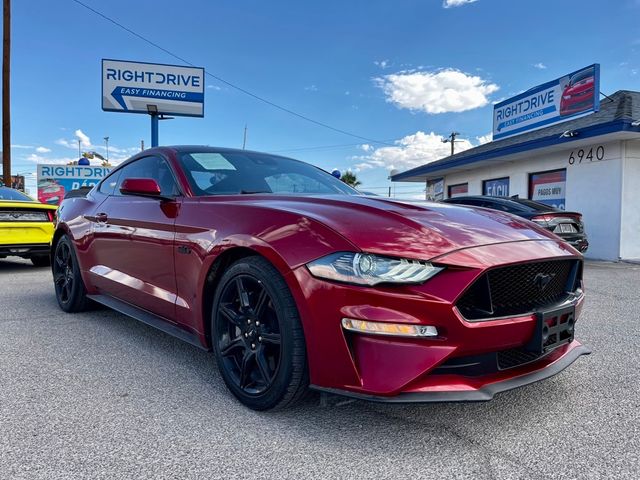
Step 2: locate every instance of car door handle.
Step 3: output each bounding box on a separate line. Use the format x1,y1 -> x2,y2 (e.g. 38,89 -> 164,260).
96,212 -> 109,223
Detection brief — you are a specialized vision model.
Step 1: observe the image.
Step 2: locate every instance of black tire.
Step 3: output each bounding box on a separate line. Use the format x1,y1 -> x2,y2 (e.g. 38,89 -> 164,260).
30,255 -> 50,267
52,235 -> 88,313
211,256 -> 308,411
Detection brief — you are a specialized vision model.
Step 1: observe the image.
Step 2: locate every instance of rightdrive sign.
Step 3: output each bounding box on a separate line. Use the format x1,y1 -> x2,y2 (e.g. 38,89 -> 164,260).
492,64 -> 599,141
102,59 -> 205,117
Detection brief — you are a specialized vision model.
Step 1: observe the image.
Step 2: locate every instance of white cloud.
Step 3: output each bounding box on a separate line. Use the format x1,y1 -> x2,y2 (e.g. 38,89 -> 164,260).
25,153 -> 75,165
304,84 -> 318,92
75,129 -> 91,148
35,146 -> 51,153
533,63 -> 547,69
360,144 -> 374,152
207,84 -> 221,90
376,69 -> 499,114
374,59 -> 390,69
55,138 -> 75,149
10,144 -> 34,149
476,133 -> 492,145
443,0 -> 478,8
352,131 -> 474,172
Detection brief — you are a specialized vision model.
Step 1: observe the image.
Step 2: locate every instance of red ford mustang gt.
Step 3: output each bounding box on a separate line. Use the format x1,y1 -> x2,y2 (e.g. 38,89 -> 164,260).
52,146 -> 590,410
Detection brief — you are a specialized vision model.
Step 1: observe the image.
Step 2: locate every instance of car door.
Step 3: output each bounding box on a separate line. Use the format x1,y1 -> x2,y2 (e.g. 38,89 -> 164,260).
88,155 -> 181,321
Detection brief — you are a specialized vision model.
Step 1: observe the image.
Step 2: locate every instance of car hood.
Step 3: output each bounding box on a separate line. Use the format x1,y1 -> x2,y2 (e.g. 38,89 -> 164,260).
226,195 -> 560,260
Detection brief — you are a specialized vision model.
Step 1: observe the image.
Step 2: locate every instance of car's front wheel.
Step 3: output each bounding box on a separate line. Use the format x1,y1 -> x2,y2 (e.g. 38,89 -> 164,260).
53,235 -> 88,313
212,256 -> 308,410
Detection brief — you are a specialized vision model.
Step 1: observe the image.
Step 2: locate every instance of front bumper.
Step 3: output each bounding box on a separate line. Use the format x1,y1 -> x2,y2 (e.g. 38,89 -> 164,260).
288,239 -> 586,401
312,342 -> 591,403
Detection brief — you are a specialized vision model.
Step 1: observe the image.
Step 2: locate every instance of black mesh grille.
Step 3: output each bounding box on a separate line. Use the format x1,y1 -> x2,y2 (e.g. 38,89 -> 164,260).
457,260 -> 580,320
497,349 -> 544,370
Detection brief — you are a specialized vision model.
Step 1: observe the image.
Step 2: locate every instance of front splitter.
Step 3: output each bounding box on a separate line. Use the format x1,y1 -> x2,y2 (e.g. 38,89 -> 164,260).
311,343 -> 592,403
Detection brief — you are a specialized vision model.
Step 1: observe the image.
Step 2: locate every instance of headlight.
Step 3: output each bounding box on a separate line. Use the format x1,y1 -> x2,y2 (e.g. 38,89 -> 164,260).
306,252 -> 443,286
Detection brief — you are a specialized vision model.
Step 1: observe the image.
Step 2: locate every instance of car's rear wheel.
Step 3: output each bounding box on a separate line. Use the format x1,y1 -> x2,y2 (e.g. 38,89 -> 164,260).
53,235 -> 88,313
212,256 -> 308,410
31,255 -> 50,267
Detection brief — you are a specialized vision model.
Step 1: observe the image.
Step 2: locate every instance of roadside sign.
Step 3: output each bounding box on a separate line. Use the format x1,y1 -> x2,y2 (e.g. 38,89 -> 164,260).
102,59 -> 205,117
493,64 -> 600,141
37,164 -> 112,205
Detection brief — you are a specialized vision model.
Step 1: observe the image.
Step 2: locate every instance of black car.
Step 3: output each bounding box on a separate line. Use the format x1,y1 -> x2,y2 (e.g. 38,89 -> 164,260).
443,196 -> 588,252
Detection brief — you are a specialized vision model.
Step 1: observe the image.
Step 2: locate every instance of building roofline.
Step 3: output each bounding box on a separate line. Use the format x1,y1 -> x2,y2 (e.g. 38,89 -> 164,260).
392,119 -> 636,181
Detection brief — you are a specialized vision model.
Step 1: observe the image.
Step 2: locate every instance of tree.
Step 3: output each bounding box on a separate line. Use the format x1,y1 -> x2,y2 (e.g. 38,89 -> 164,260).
340,171 -> 361,188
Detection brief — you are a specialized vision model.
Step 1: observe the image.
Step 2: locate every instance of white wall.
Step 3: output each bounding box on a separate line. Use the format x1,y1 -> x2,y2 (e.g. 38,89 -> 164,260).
620,140 -> 640,260
441,140 -> 624,260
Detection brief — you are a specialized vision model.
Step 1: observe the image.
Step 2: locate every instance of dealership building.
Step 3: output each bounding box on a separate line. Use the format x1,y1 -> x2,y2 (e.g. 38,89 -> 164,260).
392,87 -> 640,262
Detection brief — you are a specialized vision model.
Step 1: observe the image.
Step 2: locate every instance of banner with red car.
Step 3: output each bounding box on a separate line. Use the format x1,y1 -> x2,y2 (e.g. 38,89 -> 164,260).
36,164 -> 112,205
493,64 -> 599,141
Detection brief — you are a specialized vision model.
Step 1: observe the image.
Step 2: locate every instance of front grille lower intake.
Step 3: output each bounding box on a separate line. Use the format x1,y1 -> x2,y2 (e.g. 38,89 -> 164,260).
456,259 -> 582,320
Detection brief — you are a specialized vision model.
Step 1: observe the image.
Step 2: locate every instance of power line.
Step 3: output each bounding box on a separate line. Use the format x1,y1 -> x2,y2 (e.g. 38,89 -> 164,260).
270,140 -> 396,154
69,0 -> 395,147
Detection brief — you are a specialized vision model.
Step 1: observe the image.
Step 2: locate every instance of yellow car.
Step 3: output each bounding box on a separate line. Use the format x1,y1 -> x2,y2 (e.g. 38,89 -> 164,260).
0,185 -> 57,266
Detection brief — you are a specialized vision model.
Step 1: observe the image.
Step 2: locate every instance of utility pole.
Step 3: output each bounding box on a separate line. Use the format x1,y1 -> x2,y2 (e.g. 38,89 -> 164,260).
140,139 -> 144,151
104,136 -> 109,161
442,131 -> 461,156
242,124 -> 247,149
78,139 -> 81,158
2,0 -> 11,187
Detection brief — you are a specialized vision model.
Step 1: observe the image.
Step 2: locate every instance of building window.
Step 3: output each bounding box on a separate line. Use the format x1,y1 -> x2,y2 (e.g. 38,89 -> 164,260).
426,177 -> 444,201
483,177 -> 509,196
448,183 -> 468,198
529,169 -> 567,210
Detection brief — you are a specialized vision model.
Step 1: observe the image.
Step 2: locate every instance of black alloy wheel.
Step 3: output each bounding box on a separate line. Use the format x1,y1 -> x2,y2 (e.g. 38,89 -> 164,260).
212,256 -> 308,410
52,235 -> 88,312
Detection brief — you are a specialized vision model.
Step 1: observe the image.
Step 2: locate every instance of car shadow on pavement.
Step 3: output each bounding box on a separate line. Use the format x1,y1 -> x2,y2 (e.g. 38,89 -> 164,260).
0,258 -> 47,272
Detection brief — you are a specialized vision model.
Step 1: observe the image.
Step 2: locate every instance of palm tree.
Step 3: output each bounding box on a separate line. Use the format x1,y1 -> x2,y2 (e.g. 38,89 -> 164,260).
340,171 -> 361,188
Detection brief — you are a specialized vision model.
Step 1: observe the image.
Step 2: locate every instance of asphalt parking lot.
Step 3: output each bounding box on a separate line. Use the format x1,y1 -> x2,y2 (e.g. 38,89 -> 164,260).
0,259 -> 638,479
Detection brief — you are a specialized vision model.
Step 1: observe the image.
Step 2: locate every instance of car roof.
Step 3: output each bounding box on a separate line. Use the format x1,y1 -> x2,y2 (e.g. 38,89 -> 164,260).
445,195 -> 513,203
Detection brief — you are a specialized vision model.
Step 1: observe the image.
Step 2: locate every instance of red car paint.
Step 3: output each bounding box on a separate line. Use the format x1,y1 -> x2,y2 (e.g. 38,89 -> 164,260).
54,146 -> 589,401
560,74 -> 595,116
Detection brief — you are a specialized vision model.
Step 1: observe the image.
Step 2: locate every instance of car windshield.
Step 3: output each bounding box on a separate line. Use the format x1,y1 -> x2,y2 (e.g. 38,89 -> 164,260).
178,150 -> 357,196
570,70 -> 592,84
0,186 -> 34,201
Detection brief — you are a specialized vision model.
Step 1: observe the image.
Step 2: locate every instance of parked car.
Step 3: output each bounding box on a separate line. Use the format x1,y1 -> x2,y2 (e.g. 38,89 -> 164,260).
560,69 -> 595,116
443,196 -> 588,252
0,186 -> 57,266
52,146 -> 589,410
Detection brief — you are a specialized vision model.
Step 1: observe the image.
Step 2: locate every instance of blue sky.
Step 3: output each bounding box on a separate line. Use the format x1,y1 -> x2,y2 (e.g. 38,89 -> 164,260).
4,0 -> 640,196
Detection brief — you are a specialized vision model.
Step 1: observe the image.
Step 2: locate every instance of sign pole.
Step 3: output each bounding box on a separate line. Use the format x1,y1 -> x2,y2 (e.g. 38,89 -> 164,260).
2,0 -> 11,187
151,113 -> 159,147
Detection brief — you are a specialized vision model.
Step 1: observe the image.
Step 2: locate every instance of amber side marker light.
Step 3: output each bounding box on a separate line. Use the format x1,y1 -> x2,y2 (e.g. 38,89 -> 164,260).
341,318 -> 438,338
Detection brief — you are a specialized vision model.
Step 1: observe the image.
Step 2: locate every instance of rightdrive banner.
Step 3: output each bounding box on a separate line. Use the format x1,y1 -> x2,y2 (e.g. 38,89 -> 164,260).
493,64 -> 599,141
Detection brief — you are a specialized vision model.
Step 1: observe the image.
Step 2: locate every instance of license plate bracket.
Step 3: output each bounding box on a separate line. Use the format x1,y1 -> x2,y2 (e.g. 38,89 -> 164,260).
525,304 -> 576,354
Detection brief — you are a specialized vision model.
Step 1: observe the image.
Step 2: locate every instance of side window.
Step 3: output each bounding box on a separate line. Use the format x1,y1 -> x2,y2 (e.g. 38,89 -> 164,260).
98,170 -> 121,196
115,156 -> 180,197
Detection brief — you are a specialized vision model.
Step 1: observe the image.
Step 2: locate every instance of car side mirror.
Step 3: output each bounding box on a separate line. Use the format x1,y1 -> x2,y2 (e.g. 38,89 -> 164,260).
119,178 -> 163,198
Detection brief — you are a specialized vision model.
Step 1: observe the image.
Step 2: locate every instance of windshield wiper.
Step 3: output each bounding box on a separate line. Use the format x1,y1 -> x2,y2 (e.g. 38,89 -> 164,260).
240,190 -> 271,194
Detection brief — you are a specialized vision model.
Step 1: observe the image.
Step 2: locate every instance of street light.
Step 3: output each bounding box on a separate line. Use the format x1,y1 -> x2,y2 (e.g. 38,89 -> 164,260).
103,136 -> 109,161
